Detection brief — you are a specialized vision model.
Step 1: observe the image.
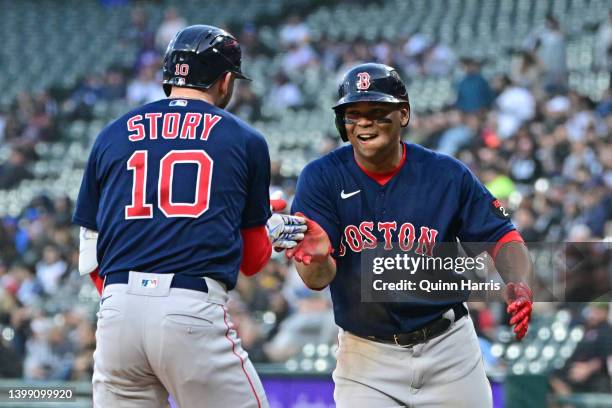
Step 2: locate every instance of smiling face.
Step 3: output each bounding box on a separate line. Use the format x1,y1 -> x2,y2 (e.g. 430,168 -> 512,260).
343,101 -> 410,171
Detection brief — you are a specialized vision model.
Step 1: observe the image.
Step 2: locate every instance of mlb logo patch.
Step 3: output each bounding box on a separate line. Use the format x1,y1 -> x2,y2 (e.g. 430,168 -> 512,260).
169,99 -> 188,107
140,278 -> 159,288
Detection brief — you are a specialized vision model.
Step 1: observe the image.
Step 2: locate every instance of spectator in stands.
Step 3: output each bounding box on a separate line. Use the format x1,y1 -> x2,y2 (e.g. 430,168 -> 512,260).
263,265 -> 336,362
67,311 -> 95,380
0,146 -> 34,190
598,143 -> 612,188
126,63 -> 165,106
35,245 -> 67,295
155,8 -> 187,52
510,50 -> 544,90
513,208 -> 541,242
12,263 -> 43,307
401,32 -> 431,75
228,82 -> 263,122
282,40 -> 318,72
268,72 -> 304,110
23,318 -> 74,380
102,67 -> 128,101
0,223 -> 17,265
371,39 -> 394,66
65,74 -> 106,120
423,41 -> 456,77
52,195 -> 74,228
495,75 -> 536,139
239,23 -> 273,58
534,15 -> 568,94
550,302 -> 612,398
566,93 -> 598,142
562,141 -> 599,181
455,58 -> 494,113
436,110 -> 478,156
279,14 -> 310,47
508,129 -> 543,187
121,7 -> 154,52
0,336 -> 22,377
0,277 -> 22,376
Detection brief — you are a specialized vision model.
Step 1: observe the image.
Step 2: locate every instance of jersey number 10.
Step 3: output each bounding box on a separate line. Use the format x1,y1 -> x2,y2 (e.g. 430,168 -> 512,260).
125,150 -> 213,219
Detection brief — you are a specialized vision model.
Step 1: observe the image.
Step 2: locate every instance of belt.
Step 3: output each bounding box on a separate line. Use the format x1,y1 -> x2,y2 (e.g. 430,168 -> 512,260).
362,304 -> 468,348
104,271 -> 209,293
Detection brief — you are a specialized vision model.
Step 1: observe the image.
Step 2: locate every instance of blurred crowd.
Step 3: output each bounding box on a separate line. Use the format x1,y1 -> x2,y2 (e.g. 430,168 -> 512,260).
0,4 -> 610,400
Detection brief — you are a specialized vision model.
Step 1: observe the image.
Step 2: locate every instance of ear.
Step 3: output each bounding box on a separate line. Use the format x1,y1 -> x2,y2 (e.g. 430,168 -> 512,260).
399,104 -> 410,127
218,72 -> 232,96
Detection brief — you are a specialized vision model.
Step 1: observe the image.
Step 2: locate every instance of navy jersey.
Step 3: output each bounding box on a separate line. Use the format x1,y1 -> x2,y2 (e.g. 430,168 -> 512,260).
292,142 -> 516,335
73,98 -> 271,290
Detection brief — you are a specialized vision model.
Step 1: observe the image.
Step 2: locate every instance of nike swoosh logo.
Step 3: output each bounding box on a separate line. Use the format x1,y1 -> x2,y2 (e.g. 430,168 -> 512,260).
100,295 -> 112,305
340,189 -> 361,199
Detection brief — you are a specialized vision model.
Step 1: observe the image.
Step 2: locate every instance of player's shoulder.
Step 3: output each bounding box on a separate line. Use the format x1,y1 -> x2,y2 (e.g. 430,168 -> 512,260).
407,143 -> 472,178
226,111 -> 267,144
202,102 -> 267,145
301,144 -> 353,177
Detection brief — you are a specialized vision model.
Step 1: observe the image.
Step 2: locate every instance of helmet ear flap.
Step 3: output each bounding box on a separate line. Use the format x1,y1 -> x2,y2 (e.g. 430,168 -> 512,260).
334,110 -> 348,142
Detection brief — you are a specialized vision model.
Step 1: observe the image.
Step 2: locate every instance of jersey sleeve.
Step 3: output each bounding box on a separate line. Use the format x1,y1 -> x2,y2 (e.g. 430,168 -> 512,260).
72,142 -> 101,230
291,162 -> 341,252
240,134 -> 272,228
456,162 -> 516,255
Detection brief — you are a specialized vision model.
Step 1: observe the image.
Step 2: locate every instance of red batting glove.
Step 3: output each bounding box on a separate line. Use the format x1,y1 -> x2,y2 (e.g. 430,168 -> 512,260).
285,212 -> 333,265
506,282 -> 533,340
270,198 -> 286,212
270,190 -> 287,212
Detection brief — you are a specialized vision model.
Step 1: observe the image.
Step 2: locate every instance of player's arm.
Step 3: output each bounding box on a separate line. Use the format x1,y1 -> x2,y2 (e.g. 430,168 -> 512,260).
78,227 -> 103,295
456,162 -> 533,340
287,214 -> 335,290
285,162 -> 339,290
73,139 -> 103,296
489,233 -> 534,341
239,135 -> 305,276
240,199 -> 306,276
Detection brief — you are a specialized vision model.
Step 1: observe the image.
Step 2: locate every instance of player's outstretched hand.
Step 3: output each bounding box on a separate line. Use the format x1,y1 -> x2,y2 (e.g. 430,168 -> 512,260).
506,282 -> 533,341
285,213 -> 333,265
267,213 -> 307,250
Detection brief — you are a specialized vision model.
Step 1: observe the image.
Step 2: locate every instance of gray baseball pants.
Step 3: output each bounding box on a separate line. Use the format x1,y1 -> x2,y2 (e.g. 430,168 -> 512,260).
333,311 -> 492,408
92,271 -> 268,408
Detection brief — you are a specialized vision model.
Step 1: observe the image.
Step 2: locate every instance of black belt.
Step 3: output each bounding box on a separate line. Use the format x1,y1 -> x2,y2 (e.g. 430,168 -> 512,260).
362,304 -> 468,348
104,271 -> 209,293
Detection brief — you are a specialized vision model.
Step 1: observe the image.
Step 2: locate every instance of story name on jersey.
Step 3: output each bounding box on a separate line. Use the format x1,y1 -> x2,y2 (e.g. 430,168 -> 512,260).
338,221 -> 439,257
126,112 -> 222,142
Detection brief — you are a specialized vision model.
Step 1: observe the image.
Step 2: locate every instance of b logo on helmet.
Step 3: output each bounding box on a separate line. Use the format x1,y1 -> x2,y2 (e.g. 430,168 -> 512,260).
356,72 -> 371,90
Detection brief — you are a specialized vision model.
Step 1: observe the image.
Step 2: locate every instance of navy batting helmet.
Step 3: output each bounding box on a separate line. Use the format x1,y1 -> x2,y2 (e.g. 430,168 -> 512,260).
162,25 -> 250,97
332,63 -> 409,142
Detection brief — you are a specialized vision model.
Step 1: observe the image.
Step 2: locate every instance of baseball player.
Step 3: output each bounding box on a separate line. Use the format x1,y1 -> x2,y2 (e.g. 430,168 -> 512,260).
73,25 -> 306,408
287,63 -> 534,407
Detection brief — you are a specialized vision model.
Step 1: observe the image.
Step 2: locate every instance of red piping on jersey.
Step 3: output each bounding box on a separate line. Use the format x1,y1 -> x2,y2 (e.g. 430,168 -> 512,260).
240,226 -> 272,276
488,230 -> 524,260
222,305 -> 262,408
354,143 -> 406,186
